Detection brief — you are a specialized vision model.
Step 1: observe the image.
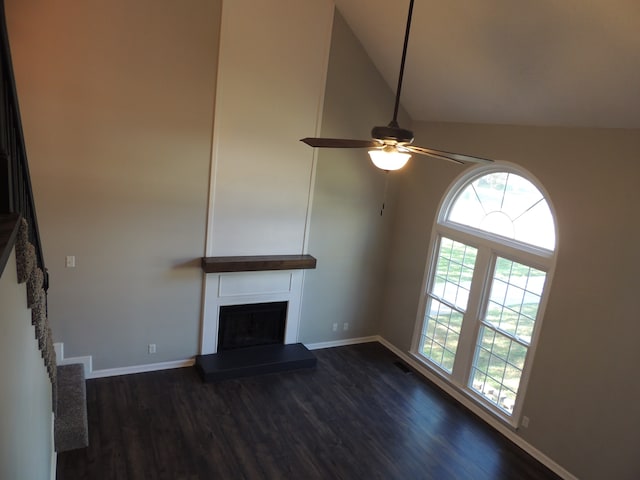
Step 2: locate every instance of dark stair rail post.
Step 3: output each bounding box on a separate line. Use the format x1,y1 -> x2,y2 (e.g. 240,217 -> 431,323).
0,24 -> 13,215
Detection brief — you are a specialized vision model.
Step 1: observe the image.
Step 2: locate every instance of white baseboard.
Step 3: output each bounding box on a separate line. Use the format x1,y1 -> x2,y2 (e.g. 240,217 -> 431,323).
54,342 -> 194,379
86,336 -> 375,378
87,358 -> 195,379
81,335 -> 374,379
305,335 -> 379,350
54,337 -> 377,381
54,342 -> 92,377
375,336 -> 577,480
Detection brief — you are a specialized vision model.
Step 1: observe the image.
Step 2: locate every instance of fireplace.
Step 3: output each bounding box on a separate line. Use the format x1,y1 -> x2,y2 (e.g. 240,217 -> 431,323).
218,301 -> 288,351
196,256 -> 317,382
200,268 -> 309,355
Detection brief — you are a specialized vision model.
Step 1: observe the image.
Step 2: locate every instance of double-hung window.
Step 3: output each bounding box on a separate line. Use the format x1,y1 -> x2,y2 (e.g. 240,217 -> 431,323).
413,167 -> 556,425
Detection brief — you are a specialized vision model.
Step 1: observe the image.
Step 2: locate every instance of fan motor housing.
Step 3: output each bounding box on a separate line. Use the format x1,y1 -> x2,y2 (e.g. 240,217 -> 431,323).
371,125 -> 414,144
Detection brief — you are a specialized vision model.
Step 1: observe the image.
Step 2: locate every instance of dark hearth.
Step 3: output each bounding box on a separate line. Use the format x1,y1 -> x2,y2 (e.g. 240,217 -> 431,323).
195,343 -> 317,382
195,301 -> 316,382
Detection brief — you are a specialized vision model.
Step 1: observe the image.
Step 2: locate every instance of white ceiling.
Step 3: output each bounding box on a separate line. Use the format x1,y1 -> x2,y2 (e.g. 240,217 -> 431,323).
333,0 -> 640,128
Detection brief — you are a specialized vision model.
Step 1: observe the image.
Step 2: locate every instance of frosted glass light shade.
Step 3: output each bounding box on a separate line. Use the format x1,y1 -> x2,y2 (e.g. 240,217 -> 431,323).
368,149 -> 411,170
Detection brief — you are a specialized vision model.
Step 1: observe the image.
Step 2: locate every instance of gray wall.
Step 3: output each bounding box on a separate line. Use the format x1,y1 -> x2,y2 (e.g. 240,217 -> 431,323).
6,0 -> 221,369
381,121 -> 640,480
300,11 -> 406,343
206,0 -> 333,257
0,249 -> 53,480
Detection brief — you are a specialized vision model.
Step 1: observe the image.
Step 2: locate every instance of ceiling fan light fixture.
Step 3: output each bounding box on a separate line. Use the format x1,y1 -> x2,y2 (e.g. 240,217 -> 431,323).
299,0 -> 493,168
368,147 -> 411,171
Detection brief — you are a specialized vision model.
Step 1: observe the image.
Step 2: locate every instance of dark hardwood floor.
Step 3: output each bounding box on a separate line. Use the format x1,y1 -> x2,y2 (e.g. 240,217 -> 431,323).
57,342 -> 561,480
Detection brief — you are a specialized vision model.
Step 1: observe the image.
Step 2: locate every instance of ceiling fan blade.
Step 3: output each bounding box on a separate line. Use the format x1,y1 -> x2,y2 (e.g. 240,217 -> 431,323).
405,145 -> 494,165
301,137 -> 379,149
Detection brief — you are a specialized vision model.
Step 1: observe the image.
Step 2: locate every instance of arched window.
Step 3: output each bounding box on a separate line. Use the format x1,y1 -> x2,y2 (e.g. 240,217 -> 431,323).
412,166 -> 556,425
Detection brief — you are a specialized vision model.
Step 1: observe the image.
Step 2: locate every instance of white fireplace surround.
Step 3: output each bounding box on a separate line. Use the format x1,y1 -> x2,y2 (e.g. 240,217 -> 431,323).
200,270 -> 304,354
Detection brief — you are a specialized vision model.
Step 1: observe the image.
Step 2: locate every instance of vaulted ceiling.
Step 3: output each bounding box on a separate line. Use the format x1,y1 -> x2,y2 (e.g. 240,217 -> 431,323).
333,0 -> 640,128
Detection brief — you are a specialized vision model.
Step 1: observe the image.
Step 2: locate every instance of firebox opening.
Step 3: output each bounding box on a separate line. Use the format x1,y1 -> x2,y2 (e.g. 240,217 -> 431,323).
218,301 -> 288,352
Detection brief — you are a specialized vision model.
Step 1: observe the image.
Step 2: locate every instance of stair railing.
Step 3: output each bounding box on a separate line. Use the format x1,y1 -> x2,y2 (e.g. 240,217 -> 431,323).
0,0 -> 47,288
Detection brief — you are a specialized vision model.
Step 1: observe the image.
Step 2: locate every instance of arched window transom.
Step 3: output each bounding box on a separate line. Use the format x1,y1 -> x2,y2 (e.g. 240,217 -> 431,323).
446,171 -> 555,250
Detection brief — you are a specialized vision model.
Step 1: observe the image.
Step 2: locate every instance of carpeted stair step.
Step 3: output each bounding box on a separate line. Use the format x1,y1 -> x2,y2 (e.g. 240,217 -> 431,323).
55,363 -> 88,452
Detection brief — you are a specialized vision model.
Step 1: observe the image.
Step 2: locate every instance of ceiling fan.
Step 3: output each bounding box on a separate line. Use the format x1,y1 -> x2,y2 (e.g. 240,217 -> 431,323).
301,0 -> 492,171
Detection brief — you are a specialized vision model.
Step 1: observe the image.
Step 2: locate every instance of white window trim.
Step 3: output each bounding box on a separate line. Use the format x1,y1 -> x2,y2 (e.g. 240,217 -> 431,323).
410,163 -> 558,428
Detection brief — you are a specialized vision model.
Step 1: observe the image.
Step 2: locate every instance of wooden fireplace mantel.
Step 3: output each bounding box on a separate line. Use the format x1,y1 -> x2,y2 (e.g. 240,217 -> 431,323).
201,254 -> 317,273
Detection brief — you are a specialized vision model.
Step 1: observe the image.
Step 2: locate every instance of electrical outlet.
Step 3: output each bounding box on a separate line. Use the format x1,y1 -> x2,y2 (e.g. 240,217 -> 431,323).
521,416 -> 530,428
343,322 -> 349,331
332,322 -> 338,332
148,343 -> 156,354
65,255 -> 76,268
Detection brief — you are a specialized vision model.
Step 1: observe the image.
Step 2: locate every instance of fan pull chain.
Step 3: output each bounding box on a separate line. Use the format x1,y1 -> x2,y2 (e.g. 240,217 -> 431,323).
380,171 -> 390,216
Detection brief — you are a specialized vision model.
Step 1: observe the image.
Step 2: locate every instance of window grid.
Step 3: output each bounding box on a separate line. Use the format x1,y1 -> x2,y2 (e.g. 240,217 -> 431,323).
470,326 -> 523,413
431,238 -> 477,311
421,299 -> 463,373
470,257 -> 546,414
420,238 -> 477,373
